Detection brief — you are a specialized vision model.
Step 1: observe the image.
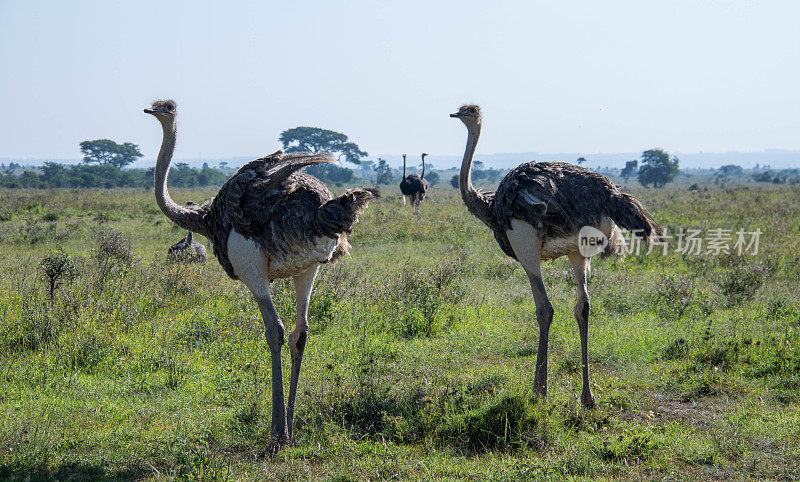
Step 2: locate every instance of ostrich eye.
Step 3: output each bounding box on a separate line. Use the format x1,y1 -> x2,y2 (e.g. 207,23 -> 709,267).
469,108 -> 476,114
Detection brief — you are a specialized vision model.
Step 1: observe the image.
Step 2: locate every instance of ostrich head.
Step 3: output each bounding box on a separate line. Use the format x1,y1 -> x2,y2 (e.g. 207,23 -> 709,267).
450,104 -> 482,132
144,99 -> 177,125
422,153 -> 428,158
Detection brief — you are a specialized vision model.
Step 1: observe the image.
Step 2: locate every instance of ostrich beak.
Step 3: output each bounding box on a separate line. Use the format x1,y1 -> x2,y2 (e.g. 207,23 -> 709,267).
144,108 -> 155,114
449,112 -> 461,118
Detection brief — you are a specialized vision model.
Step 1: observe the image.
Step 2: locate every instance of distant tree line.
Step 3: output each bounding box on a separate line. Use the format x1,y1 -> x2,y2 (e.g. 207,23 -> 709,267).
752,168 -> 800,184
26,134 -> 800,191
449,160 -> 505,189
0,138 -> 234,189
0,162 -> 230,189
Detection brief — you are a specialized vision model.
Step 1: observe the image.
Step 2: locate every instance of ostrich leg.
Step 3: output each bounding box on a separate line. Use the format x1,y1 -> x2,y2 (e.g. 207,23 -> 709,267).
287,266 -> 318,442
569,253 -> 595,408
254,291 -> 289,445
507,220 -> 553,396
227,232 -> 289,446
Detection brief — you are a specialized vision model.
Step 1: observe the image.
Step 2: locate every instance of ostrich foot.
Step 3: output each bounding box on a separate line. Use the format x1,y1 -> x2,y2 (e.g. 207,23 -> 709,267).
581,391 -> 596,409
263,433 -> 292,454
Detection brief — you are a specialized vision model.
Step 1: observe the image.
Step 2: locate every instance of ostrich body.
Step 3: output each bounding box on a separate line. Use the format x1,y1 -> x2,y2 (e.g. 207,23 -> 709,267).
399,153 -> 429,213
451,105 -> 659,407
145,100 -> 378,447
167,230 -> 208,263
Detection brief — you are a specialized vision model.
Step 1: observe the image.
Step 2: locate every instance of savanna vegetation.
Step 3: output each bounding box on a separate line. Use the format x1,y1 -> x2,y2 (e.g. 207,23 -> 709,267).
0,183 -> 798,480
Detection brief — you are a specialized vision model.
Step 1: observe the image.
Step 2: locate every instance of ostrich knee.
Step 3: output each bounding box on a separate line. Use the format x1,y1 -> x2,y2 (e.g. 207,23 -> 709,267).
574,297 -> 589,324
536,302 -> 554,331
257,301 -> 289,440
265,319 -> 286,353
288,327 -> 307,357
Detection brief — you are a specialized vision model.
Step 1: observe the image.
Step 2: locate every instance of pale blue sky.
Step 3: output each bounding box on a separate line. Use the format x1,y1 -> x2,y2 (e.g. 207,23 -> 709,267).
1,0 -> 798,165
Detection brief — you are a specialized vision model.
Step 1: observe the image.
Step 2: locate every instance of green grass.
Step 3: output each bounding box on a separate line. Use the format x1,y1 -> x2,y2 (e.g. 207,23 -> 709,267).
0,184 -> 799,480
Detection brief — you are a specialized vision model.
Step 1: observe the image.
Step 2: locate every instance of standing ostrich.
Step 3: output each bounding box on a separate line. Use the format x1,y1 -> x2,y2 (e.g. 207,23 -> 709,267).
399,153 -> 429,213
167,230 -> 208,263
145,99 -> 379,448
450,105 -> 659,407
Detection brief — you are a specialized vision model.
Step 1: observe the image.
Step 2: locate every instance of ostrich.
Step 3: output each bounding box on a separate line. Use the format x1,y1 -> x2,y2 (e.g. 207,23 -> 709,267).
450,105 -> 659,407
167,230 -> 208,263
145,99 -> 379,448
399,153 -> 429,213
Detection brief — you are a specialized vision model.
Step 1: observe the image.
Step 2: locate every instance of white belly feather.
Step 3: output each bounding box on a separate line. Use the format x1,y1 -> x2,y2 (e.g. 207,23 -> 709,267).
227,230 -> 339,287
511,217 -> 616,261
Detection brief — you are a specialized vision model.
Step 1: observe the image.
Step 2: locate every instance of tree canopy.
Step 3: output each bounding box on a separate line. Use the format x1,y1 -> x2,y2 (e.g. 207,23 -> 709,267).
621,160 -> 638,184
638,149 -> 679,188
79,139 -> 143,168
305,164 -> 354,185
279,127 -> 367,164
717,164 -> 744,184
373,159 -> 393,185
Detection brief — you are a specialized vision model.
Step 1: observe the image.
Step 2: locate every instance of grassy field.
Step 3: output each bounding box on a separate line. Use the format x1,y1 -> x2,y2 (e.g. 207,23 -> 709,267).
0,183 -> 798,480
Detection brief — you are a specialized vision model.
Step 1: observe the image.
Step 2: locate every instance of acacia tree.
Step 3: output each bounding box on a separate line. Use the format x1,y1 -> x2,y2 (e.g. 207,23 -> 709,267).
620,160 -> 638,185
576,157 -> 587,165
373,159 -> 393,185
717,164 -> 743,184
638,149 -> 679,188
279,127 -> 367,164
79,139 -> 143,168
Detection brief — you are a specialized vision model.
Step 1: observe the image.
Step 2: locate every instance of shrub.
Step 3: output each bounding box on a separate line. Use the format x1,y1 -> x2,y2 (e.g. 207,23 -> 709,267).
653,276 -> 694,319
95,228 -> 135,265
435,395 -> 545,453
594,428 -> 658,462
715,262 -> 766,306
38,248 -> 78,301
382,254 -> 468,338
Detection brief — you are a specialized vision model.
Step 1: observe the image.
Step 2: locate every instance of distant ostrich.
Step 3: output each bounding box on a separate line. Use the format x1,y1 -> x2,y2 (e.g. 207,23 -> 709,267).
450,105 -> 659,407
399,153 -> 429,213
145,99 -> 379,448
167,230 -> 208,263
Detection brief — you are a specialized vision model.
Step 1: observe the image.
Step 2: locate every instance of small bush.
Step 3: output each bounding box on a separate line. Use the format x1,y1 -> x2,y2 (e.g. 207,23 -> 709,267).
435,395 -> 544,453
64,332 -> 110,372
653,276 -> 694,319
715,261 -> 766,306
663,338 -> 689,360
95,228 -> 135,265
38,248 -> 78,300
595,428 -> 658,462
382,254 -> 468,338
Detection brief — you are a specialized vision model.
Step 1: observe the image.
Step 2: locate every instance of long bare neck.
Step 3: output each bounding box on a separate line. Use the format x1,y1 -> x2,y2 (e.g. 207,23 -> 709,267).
403,156 -> 406,178
421,155 -> 426,179
153,119 -> 207,235
459,122 -> 493,227
186,231 -> 193,244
